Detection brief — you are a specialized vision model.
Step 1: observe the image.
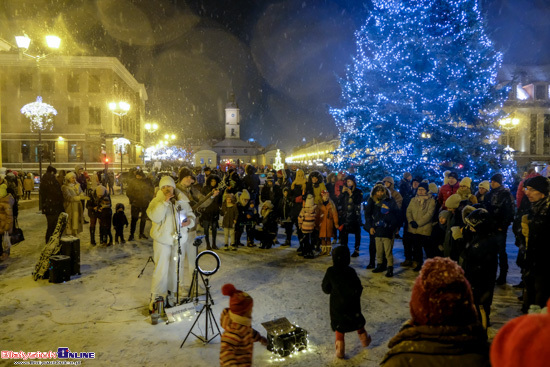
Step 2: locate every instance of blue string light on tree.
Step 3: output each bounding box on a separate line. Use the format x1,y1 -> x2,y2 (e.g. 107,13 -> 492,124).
329,0 -> 515,187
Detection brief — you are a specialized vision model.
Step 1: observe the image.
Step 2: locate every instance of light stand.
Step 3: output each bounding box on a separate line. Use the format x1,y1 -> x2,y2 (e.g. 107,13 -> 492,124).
137,256 -> 155,278
182,236 -> 205,304
180,250 -> 221,348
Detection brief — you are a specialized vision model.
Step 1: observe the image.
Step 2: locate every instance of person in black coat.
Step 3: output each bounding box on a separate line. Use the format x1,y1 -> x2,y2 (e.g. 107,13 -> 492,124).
200,174 -> 223,250
338,175 -> 364,258
322,246 -> 371,359
112,203 -> 129,244
39,166 -> 65,243
461,207 -> 499,328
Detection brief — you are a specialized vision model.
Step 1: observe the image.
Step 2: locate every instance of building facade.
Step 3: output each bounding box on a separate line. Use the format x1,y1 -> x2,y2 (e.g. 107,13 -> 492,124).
497,64 -> 550,169
193,94 -> 285,167
0,54 -> 147,173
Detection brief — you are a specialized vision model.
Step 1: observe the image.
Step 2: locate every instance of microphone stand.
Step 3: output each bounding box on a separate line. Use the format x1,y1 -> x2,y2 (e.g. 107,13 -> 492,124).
171,199 -> 183,306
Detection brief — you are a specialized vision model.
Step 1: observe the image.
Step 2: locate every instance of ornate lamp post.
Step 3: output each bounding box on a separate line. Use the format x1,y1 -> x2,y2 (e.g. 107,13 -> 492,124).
15,34 -> 61,62
21,96 -> 57,178
108,101 -> 130,189
113,138 -> 131,194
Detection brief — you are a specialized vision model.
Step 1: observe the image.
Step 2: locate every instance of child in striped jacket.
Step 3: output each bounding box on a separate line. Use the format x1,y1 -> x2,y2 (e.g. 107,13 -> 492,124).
220,284 -> 267,366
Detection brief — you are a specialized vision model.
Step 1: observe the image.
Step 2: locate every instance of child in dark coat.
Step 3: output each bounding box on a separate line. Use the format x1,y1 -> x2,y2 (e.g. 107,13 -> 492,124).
322,246 -> 371,359
98,196 -> 113,246
221,194 -> 239,251
112,203 -> 129,244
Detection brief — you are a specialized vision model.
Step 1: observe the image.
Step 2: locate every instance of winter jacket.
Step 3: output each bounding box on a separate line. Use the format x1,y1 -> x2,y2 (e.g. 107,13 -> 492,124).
146,190 -> 195,245
318,199 -> 339,239
199,176 -> 222,223
482,186 -> 515,230
406,195 -> 436,236
380,323 -> 490,367
0,194 -> 14,234
23,177 -> 34,191
260,208 -> 278,234
364,187 -> 400,238
298,196 -> 319,234
98,204 -> 112,229
62,183 -> 85,233
322,246 -> 365,333
289,182 -> 305,219
221,203 -> 238,228
526,195 -> 550,276
39,172 -> 64,216
304,171 -> 327,205
86,189 -> 110,219
384,179 -> 403,210
438,182 -> 460,210
398,178 -> 413,203
220,308 -> 264,367
338,186 -> 363,228
277,193 -> 293,222
112,210 -> 128,229
461,234 -> 499,306
260,183 -> 282,208
126,176 -> 154,208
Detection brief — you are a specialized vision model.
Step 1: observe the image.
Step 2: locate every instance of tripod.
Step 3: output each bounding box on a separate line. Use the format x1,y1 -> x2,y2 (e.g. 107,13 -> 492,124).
182,236 -> 205,304
180,276 -> 221,347
137,256 -> 155,278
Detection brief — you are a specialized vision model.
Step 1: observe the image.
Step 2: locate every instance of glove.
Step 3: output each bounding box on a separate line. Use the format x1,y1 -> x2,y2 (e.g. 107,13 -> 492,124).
451,226 -> 463,240
410,221 -> 419,229
338,224 -> 344,231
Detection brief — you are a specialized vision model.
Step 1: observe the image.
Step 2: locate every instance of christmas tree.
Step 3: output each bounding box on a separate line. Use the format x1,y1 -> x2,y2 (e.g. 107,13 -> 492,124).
330,0 -> 513,187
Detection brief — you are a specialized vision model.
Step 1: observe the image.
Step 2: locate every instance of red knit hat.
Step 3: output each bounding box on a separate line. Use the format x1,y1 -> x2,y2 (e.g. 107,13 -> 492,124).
222,284 -> 253,316
490,300 -> 550,367
410,257 -> 477,326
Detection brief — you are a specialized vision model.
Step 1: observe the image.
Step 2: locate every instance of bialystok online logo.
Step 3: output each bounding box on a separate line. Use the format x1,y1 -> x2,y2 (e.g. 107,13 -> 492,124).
2,348 -> 95,360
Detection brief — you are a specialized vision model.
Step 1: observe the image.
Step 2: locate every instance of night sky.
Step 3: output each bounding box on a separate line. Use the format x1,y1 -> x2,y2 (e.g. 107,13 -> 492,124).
1,0 -> 549,151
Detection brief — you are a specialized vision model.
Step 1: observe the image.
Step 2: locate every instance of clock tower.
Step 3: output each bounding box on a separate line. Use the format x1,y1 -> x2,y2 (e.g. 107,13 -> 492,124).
225,92 -> 240,139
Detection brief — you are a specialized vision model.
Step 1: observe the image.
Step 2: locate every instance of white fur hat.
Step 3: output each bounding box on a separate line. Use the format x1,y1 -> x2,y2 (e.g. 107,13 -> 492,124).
159,175 -> 176,188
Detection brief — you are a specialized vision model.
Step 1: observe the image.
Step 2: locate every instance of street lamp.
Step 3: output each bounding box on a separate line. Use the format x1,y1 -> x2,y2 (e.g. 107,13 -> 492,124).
145,122 -> 158,133
113,138 -> 131,194
15,34 -> 61,62
108,101 -> 130,189
21,96 -> 57,179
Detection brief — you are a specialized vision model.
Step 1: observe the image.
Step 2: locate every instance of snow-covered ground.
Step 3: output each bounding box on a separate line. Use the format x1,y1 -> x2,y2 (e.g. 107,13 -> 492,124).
1,193 -> 523,366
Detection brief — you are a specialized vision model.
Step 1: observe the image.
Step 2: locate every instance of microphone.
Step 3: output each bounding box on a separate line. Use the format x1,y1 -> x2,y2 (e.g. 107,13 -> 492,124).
170,197 -> 177,205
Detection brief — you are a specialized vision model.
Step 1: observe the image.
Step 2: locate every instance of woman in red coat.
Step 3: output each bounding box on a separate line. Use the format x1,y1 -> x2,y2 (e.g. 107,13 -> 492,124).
318,190 -> 339,256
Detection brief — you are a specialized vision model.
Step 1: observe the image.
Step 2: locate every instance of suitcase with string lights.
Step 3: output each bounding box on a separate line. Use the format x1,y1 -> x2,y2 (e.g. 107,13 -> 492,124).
261,317 -> 308,357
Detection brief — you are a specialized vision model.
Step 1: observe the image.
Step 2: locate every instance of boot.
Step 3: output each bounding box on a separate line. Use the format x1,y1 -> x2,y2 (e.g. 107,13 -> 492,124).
283,239 -> 291,246
128,233 -> 135,241
385,266 -> 394,277
90,228 -> 96,246
211,236 -> 218,250
205,238 -> 212,250
335,340 -> 345,359
401,259 -> 413,267
372,264 -> 387,273
366,260 -> 375,269
359,332 -> 372,347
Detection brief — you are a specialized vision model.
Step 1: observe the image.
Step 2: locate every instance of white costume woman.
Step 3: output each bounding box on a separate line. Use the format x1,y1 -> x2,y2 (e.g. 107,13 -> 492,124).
147,176 -> 195,309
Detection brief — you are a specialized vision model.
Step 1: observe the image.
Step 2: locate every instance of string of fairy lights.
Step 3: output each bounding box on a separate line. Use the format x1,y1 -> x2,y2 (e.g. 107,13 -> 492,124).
330,0 -> 515,187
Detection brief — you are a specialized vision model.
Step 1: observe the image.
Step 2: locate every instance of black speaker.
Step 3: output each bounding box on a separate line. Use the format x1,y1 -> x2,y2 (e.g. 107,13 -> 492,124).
59,236 -> 80,275
48,255 -> 71,283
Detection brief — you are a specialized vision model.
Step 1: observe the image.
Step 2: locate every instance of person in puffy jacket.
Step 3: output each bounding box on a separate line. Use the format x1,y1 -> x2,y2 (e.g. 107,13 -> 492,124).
146,175 -> 195,311
406,182 -> 437,271
298,194 -> 319,259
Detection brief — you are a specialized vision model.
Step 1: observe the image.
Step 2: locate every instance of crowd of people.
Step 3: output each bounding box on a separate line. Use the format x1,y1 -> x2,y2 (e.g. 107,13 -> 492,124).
2,161 -> 549,365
